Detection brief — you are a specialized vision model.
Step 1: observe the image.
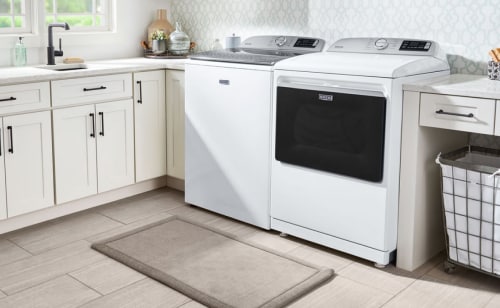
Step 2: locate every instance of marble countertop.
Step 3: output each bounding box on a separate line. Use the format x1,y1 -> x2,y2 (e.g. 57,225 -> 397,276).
403,74 -> 500,100
0,57 -> 186,86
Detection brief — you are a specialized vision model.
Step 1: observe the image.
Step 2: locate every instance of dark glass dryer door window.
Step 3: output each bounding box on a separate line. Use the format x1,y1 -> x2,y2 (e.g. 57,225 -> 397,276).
275,85 -> 387,182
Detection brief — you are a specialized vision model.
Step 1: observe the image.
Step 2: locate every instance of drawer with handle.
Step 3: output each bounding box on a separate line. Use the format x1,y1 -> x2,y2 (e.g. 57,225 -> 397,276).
419,93 -> 495,134
0,82 -> 50,114
51,73 -> 132,107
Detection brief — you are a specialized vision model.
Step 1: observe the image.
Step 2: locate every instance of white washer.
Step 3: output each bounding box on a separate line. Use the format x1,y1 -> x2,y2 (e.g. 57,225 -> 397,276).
185,36 -> 325,229
271,38 -> 450,265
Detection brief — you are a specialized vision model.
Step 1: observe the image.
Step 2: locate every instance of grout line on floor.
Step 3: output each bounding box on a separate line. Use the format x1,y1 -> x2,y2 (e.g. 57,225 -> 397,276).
377,277 -> 419,307
5,238 -> 34,258
0,273 -> 69,297
74,277 -> 150,308
67,272 -> 105,296
92,211 -> 128,226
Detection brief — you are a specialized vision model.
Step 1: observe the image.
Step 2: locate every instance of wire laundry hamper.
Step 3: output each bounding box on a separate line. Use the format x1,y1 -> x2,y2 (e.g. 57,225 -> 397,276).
436,145 -> 500,277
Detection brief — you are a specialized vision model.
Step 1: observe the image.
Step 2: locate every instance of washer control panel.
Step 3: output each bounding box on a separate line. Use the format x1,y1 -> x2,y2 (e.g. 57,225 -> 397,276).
374,38 -> 389,50
329,37 -> 438,56
241,35 -> 325,53
399,40 -> 432,51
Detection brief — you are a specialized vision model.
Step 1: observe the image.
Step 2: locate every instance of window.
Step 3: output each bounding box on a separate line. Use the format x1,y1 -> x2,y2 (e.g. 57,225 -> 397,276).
0,0 -> 32,34
45,0 -> 111,31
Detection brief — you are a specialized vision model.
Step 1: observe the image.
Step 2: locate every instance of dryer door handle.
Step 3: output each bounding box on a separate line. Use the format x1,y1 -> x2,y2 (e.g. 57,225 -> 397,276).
278,79 -> 386,98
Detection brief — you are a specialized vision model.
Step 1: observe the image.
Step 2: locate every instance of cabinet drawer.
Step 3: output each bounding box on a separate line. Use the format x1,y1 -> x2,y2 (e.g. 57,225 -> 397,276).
0,82 -> 50,114
51,73 -> 132,107
419,93 -> 495,134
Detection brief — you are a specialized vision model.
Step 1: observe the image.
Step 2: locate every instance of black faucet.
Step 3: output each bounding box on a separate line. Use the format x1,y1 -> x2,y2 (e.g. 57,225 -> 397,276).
47,23 -> 70,65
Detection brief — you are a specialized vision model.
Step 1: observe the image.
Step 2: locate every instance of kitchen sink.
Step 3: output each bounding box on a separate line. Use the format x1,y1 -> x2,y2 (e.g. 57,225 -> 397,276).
37,63 -> 88,71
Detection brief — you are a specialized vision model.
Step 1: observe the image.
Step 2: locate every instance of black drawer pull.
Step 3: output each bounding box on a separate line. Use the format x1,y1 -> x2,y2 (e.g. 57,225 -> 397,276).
99,112 -> 104,136
0,96 -> 16,102
137,80 -> 143,104
83,86 -> 107,92
435,109 -> 474,118
7,126 -> 13,154
89,113 -> 96,138
219,80 -> 230,85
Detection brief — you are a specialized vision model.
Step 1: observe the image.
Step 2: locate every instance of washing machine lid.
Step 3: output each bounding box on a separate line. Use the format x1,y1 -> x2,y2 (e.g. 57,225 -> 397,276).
274,37 -> 450,78
189,35 -> 326,66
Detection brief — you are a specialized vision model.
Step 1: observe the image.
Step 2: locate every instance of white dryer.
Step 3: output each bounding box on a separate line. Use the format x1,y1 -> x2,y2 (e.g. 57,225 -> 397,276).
271,38 -> 450,265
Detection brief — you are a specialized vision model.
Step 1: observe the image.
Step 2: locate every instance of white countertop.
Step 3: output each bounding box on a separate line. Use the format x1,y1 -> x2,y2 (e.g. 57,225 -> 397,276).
403,74 -> 500,99
0,57 -> 186,86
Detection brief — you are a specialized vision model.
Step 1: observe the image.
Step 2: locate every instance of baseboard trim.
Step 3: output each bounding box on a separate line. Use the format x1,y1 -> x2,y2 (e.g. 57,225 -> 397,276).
166,176 -> 184,191
0,177 -> 168,235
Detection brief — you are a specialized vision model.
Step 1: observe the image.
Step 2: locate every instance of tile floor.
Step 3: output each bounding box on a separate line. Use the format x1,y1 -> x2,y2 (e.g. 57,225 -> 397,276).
0,187 -> 499,307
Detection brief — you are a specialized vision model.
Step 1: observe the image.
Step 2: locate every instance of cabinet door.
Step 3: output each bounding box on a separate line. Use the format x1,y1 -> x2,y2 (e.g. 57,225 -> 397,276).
53,105 -> 97,204
166,70 -> 185,180
134,70 -> 167,182
0,119 -> 6,220
3,111 -> 54,217
96,99 -> 135,193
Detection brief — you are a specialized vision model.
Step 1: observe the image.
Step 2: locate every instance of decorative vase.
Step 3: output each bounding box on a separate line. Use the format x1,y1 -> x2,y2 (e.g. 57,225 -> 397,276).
147,9 -> 174,48
152,40 -> 166,54
168,22 -> 190,55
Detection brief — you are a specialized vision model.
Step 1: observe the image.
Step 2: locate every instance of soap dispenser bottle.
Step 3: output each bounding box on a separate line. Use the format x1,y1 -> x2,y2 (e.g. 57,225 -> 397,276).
14,37 -> 27,66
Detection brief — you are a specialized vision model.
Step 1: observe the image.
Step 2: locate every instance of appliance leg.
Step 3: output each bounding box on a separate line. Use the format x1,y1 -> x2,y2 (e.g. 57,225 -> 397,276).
279,232 -> 288,238
374,263 -> 387,269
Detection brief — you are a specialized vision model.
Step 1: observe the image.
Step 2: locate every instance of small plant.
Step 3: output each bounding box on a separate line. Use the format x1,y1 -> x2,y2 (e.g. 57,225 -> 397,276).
152,30 -> 166,41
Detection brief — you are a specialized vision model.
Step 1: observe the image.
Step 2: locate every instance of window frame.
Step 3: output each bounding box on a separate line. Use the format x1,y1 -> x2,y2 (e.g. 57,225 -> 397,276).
0,0 -> 33,34
0,0 -> 115,36
44,0 -> 114,32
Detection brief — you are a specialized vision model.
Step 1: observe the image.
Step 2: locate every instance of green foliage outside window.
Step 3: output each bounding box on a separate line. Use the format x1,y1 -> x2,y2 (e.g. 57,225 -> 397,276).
45,0 -> 106,28
0,0 -> 26,29
0,0 -> 108,32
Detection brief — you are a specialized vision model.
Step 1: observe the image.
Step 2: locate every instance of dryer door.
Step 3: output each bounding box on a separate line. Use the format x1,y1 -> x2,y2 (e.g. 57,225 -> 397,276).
275,83 -> 387,182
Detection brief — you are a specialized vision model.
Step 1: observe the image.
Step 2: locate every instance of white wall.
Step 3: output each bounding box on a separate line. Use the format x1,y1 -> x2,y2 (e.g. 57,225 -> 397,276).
169,0 -> 500,75
0,0 -> 171,67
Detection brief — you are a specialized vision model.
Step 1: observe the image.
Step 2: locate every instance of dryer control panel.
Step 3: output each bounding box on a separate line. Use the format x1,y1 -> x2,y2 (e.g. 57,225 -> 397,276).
328,37 -> 439,57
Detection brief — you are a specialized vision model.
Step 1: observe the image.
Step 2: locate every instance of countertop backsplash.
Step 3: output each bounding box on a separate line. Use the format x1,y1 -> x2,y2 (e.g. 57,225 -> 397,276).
167,0 -> 500,75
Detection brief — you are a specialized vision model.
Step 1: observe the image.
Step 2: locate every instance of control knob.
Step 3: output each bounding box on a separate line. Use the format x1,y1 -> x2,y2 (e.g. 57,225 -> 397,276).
374,38 -> 389,50
275,36 -> 287,47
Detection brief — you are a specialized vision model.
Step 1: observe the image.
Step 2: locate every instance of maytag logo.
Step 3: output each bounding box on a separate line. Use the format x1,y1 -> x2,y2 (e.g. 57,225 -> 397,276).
318,94 -> 334,102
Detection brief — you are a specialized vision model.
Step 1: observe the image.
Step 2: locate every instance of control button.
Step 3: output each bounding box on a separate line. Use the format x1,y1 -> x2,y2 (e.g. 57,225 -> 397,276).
275,36 -> 287,47
424,42 -> 431,49
374,38 -> 389,50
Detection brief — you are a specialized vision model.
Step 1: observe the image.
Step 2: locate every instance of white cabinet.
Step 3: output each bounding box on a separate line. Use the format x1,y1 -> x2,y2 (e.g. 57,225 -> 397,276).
0,82 -> 50,114
166,70 -> 185,180
53,100 -> 134,204
52,105 -> 97,204
1,111 -> 54,217
495,101 -> 500,136
96,100 -> 135,192
133,70 -> 167,182
419,93 -> 495,134
51,74 -> 132,107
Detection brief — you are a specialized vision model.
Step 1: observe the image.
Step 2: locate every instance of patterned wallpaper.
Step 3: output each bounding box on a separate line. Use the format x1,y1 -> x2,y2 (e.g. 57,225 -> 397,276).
165,0 -> 500,75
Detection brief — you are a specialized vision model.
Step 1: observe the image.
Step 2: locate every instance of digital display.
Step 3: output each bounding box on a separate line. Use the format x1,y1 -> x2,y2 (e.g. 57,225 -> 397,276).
399,40 -> 431,51
294,38 -> 318,48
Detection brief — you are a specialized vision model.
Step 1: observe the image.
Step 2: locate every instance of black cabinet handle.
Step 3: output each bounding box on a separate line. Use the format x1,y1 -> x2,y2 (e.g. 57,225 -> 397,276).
99,112 -> 104,136
7,126 -> 13,154
137,80 -> 143,104
89,113 -> 96,138
0,97 -> 16,102
83,86 -> 107,92
435,109 -> 474,118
